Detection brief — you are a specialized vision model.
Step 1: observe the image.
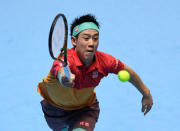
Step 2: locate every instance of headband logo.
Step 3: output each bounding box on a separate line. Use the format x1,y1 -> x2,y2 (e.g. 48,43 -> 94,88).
75,26 -> 79,32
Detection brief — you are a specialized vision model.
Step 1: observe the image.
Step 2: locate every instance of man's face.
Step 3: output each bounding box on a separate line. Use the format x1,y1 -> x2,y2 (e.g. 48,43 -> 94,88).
71,29 -> 99,65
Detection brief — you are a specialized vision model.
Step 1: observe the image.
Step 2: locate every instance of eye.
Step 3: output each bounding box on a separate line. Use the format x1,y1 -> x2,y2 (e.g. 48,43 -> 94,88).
83,37 -> 89,41
93,37 -> 99,41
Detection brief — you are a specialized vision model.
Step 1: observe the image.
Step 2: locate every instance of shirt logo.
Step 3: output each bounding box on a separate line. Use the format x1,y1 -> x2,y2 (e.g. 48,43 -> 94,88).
92,71 -> 98,78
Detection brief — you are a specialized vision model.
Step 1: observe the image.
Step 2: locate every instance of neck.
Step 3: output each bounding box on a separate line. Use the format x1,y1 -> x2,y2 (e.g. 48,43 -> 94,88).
82,57 -> 94,68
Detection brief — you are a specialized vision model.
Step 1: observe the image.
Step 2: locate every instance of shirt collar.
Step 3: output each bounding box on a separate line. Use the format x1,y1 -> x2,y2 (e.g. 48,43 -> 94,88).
71,48 -> 105,75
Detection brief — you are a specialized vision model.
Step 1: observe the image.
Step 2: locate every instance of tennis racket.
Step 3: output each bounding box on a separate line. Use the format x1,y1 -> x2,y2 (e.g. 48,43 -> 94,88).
48,13 -> 70,79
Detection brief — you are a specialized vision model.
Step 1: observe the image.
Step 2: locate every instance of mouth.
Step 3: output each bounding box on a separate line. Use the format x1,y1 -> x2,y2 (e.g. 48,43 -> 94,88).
86,49 -> 94,53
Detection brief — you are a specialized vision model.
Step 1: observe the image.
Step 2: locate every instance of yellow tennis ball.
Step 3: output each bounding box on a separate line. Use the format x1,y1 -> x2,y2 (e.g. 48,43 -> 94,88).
118,70 -> 130,82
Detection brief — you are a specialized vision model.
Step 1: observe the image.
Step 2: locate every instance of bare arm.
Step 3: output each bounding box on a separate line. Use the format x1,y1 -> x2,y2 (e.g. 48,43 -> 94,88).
124,64 -> 153,115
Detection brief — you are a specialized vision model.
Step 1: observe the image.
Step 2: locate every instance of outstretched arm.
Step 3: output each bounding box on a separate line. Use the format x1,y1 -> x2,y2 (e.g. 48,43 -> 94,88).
124,64 -> 153,115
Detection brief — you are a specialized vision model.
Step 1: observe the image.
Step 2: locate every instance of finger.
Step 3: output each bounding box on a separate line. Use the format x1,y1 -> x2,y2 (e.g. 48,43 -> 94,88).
61,76 -> 74,87
144,108 -> 150,115
61,77 -> 71,86
142,105 -> 147,112
143,105 -> 152,115
63,73 -> 75,81
62,76 -> 69,82
69,77 -> 75,87
68,74 -> 75,87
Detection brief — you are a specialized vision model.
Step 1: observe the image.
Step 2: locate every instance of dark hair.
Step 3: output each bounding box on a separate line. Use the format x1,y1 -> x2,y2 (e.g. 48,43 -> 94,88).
70,14 -> 100,37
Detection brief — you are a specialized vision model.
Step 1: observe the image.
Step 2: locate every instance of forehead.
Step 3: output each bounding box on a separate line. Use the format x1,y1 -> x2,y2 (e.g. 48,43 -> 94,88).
79,29 -> 99,36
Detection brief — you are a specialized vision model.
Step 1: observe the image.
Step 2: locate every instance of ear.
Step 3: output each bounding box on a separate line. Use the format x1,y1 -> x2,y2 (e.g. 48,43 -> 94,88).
71,36 -> 77,47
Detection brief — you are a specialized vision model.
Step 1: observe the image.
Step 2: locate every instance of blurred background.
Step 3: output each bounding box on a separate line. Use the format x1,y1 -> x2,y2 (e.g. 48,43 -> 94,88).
0,0 -> 180,130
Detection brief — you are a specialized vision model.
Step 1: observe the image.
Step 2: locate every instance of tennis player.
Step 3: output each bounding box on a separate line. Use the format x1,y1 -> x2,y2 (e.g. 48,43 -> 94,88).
38,14 -> 153,131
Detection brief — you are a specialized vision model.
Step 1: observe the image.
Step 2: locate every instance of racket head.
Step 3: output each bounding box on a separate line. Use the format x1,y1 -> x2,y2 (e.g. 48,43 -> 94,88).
48,13 -> 68,65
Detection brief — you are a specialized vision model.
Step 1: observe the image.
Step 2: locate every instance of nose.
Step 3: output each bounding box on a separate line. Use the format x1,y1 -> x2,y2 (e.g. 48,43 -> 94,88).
88,38 -> 94,47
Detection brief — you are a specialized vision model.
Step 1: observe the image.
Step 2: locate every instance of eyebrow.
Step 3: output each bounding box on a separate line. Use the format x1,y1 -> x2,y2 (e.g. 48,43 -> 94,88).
82,33 -> 99,37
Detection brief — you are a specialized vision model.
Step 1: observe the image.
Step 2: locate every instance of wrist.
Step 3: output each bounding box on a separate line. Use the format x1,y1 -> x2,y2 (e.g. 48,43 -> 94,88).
142,88 -> 151,97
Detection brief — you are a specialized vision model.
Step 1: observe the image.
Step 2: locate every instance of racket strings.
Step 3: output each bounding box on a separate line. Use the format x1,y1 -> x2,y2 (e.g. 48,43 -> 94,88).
49,14 -> 68,66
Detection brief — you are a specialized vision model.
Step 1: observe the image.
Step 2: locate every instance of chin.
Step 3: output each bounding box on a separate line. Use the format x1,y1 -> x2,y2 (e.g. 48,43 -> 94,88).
84,55 -> 93,61
86,53 -> 94,57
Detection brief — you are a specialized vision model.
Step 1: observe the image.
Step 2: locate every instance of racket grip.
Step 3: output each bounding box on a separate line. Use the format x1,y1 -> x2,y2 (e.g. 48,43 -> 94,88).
63,65 -> 71,79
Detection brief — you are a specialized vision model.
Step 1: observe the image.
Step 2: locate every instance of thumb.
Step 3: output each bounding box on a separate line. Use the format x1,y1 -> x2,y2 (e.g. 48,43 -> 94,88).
142,105 -> 146,112
142,97 -> 146,112
71,73 -> 75,81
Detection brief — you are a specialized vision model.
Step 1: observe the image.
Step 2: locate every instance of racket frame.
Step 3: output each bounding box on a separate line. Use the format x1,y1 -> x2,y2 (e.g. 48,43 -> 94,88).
48,13 -> 68,66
